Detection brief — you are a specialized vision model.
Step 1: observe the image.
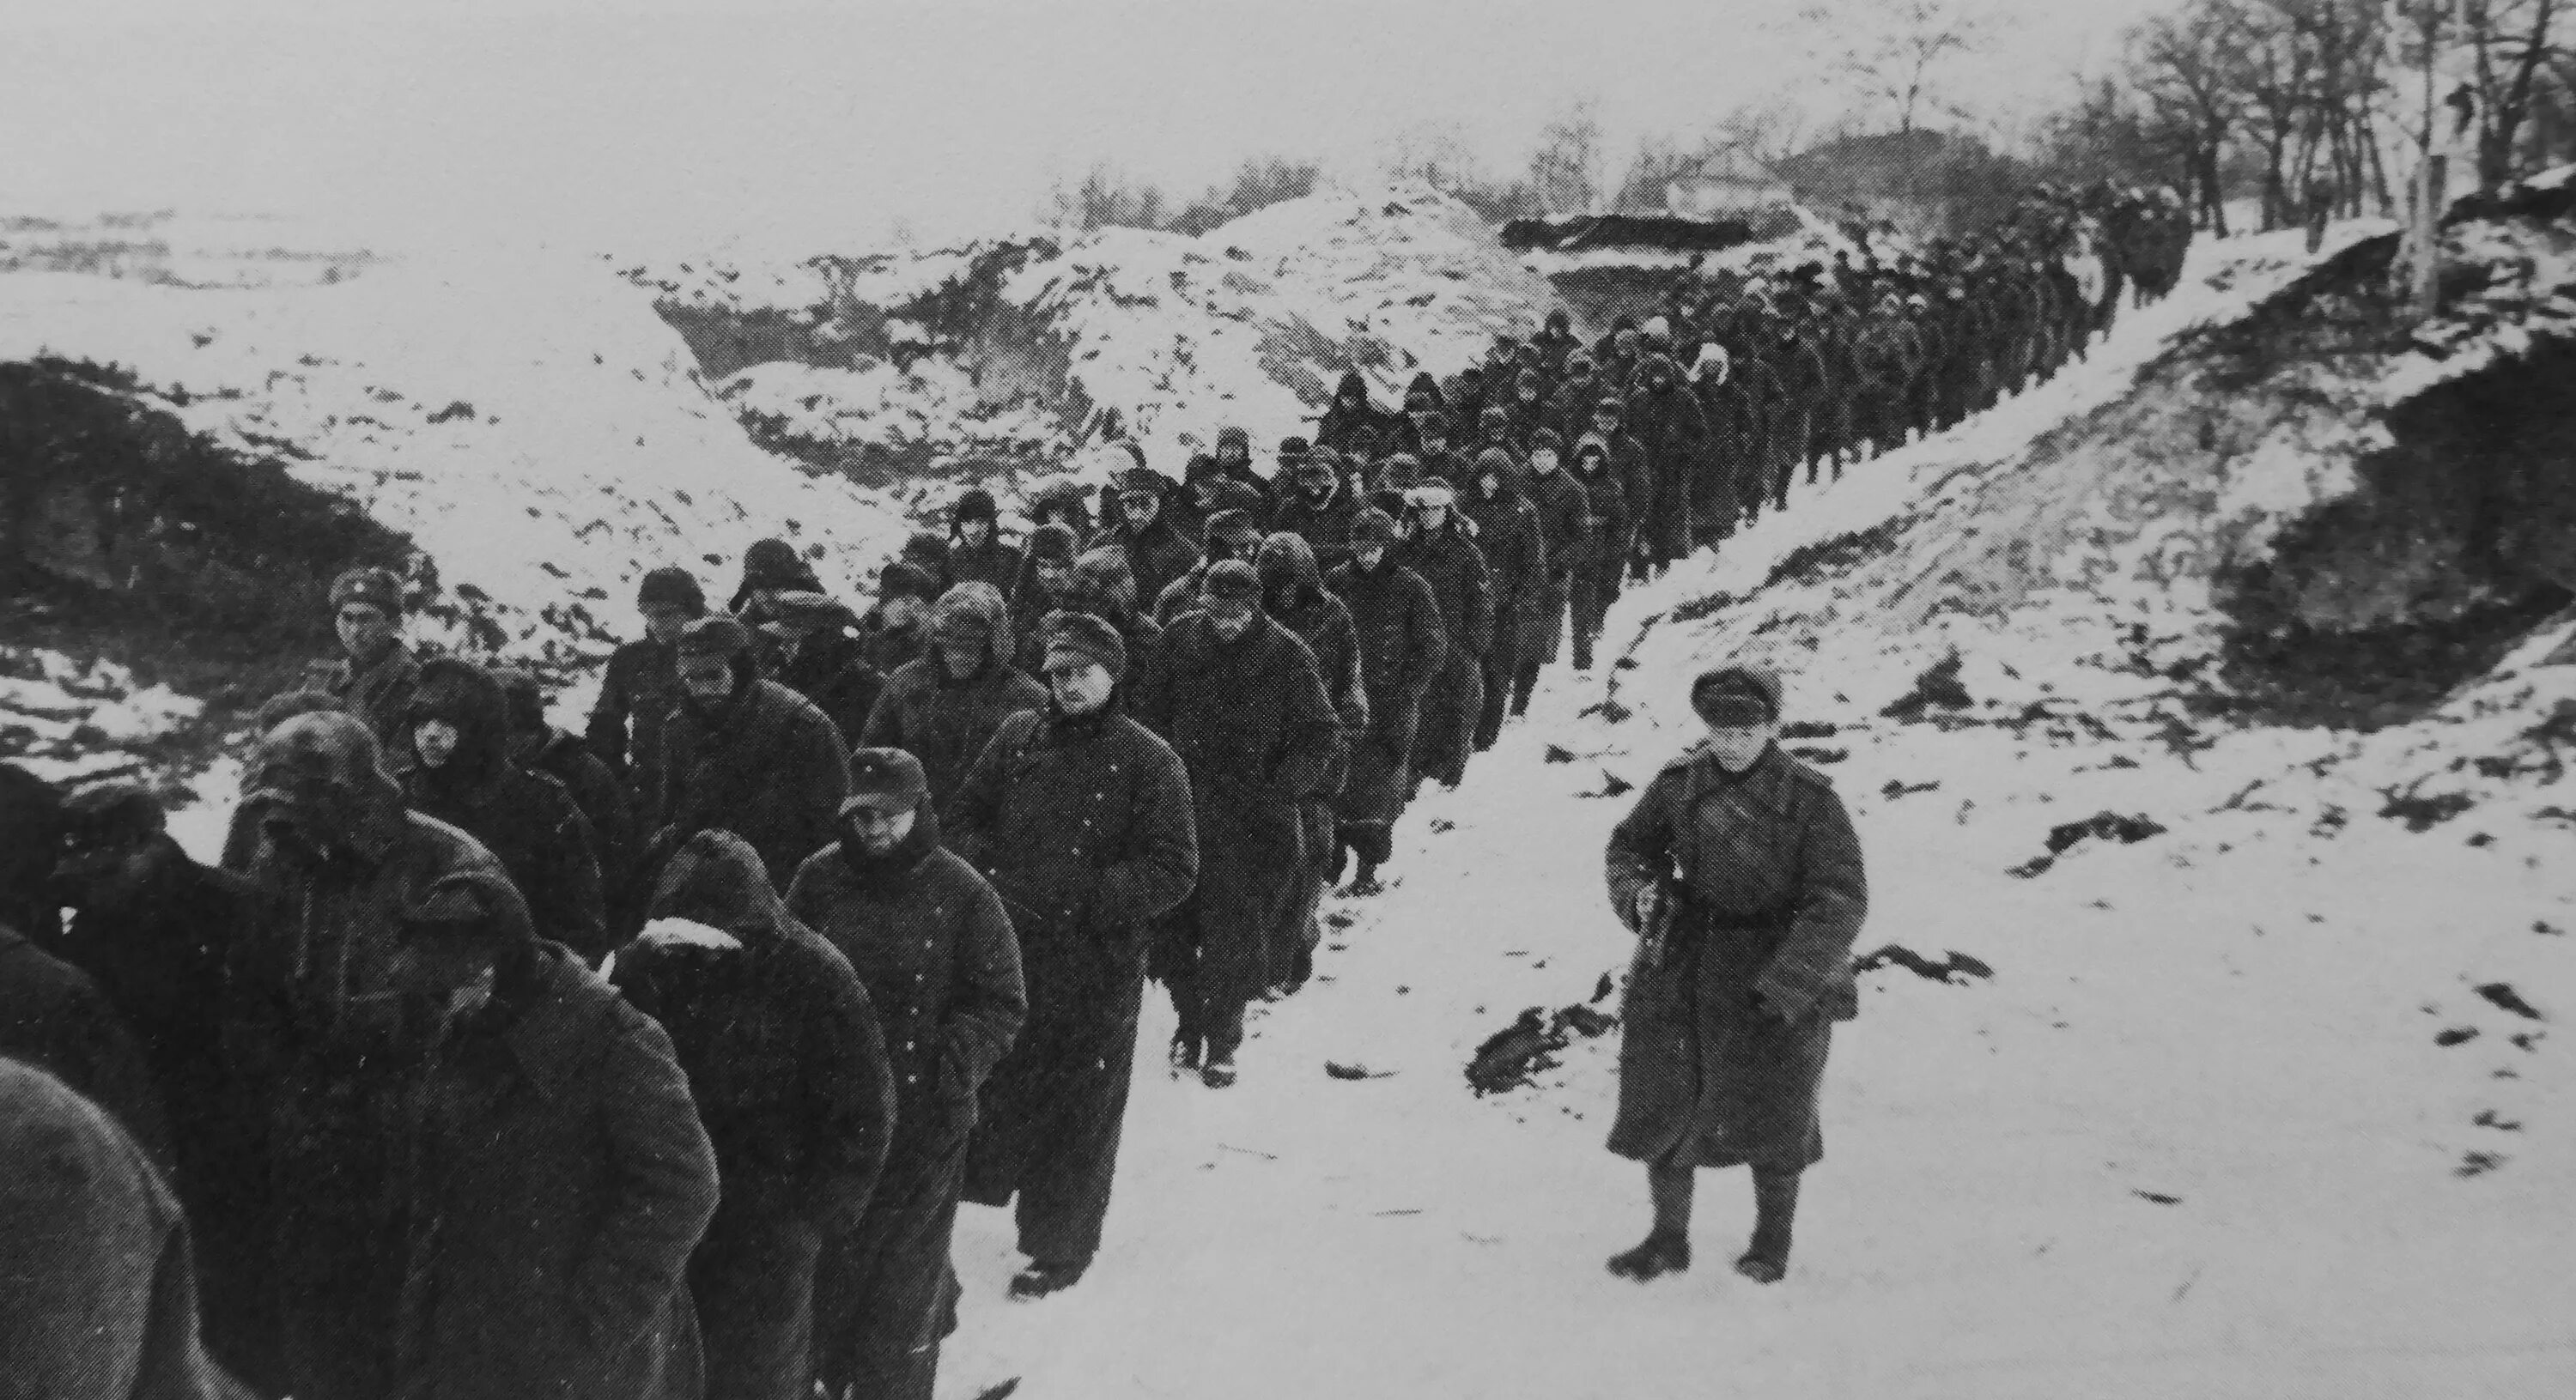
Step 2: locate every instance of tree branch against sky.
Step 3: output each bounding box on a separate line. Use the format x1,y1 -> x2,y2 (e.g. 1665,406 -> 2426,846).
1784,0 -> 2002,135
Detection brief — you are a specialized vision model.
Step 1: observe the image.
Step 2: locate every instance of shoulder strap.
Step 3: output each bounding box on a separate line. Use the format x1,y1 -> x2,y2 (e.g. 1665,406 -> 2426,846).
1669,753 -> 1710,891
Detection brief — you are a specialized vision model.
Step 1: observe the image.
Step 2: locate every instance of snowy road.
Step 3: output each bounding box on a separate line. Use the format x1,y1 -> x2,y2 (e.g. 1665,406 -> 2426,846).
939,232 -> 2576,1398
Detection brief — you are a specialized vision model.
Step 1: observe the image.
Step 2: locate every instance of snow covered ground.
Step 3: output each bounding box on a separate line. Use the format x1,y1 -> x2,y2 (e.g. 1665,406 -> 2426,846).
936,224 -> 2574,1398
0,248 -> 915,670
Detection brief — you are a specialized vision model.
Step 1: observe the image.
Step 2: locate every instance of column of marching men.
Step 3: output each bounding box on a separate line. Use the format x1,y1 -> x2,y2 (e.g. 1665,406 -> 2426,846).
0,182 -> 2191,1400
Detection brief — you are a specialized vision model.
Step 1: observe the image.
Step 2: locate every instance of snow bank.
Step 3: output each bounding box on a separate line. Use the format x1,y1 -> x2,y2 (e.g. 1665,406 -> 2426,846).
0,251 -> 914,670
620,182 -> 1559,500
0,646 -> 203,788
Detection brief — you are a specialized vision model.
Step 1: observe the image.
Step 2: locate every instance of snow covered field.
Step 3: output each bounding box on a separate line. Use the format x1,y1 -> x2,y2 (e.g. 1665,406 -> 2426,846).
937,227 -> 2575,1398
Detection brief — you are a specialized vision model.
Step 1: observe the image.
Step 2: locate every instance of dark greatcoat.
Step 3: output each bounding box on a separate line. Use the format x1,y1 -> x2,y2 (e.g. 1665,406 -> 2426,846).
655,678 -> 852,892
787,813 -> 1023,1400
1269,478 -> 1364,573
586,636 -> 685,809
48,840 -> 279,1391
861,650 -> 1048,815
388,938 -> 720,1400
1603,738 -> 1867,1170
526,727 -> 637,926
951,697 -> 1197,1264
1457,458 -> 1546,748
1394,523 -> 1492,788
947,537 -> 1023,601
615,830 -> 896,1400
775,625 -> 886,751
1324,557 -> 1444,839
302,642 -> 421,762
1624,367 -> 1708,563
1130,613 -> 1337,1045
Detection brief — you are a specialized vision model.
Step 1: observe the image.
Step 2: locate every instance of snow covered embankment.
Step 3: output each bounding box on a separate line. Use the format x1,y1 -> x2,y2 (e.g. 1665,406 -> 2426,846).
939,211 -> 2571,1400
621,183 -> 1556,510
0,250 -> 914,673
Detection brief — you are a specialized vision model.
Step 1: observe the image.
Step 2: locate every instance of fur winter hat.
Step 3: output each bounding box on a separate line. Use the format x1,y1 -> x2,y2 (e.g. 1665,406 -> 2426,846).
1349,507 -> 1400,548
1199,559 -> 1262,609
952,488 -> 999,525
1215,425 -> 1250,455
933,582 -> 1009,646
1528,427 -> 1564,454
1205,509 -> 1263,549
329,567 -> 404,616
845,748 -> 931,810
637,566 -> 707,612
1040,609 -> 1127,681
677,615 -> 755,661
878,561 -> 943,605
1026,522 -> 1080,567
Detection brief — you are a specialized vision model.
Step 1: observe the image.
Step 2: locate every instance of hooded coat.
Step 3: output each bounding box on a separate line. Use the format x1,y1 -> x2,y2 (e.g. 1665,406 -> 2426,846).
0,1059 -> 243,1400
1130,610 -> 1339,1029
655,667 -> 852,894
863,587 -> 1048,812
387,932 -> 720,1400
613,830 -> 896,1400
787,807 -> 1023,1400
1325,554 -> 1444,832
402,658 -> 609,961
616,831 -> 896,1230
951,690 -> 1197,1265
1603,706 -> 1867,1171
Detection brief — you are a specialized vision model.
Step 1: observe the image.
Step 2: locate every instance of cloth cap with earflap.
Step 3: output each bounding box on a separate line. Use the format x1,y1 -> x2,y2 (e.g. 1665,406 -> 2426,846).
1038,609 -> 1128,681
845,748 -> 931,811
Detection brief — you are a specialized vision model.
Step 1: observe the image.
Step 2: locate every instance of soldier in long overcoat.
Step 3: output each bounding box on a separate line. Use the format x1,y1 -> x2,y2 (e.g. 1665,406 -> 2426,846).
1130,562 -> 1337,1088
952,614 -> 1198,1298
1601,665 -> 1867,1286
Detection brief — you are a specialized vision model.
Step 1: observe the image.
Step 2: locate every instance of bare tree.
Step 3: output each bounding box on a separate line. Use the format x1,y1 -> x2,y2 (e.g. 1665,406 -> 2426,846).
1527,99 -> 1608,215
1786,0 -> 1999,136
2463,0 -> 2565,189
2133,0 -> 2254,235
1612,133 -> 1705,213
1385,120 -> 1485,188
1046,161 -> 1170,232
1713,94 -> 1814,166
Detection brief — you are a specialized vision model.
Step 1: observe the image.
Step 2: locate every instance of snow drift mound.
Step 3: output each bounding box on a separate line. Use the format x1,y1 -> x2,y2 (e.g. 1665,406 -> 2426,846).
619,182 -> 1557,506
0,248 -> 913,670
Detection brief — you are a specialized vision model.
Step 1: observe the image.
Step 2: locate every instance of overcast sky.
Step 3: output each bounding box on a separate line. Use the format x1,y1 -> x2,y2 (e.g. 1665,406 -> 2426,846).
1,0 -> 2174,253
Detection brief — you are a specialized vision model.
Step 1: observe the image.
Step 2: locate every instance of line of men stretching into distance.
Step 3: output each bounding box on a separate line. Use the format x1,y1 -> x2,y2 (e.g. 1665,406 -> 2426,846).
0,185 -> 2188,1400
